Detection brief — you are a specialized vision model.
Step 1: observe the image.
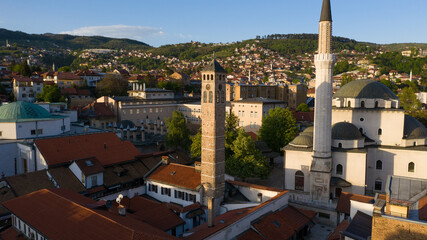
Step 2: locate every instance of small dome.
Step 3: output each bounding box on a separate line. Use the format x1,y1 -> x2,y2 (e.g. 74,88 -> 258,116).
332,122 -> 363,140
404,115 -> 427,139
289,135 -> 313,148
333,79 -> 397,100
0,102 -> 53,122
302,126 -> 313,133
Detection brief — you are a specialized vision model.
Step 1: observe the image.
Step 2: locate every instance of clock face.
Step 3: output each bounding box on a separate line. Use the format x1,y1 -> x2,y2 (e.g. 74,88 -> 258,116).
206,84 -> 211,90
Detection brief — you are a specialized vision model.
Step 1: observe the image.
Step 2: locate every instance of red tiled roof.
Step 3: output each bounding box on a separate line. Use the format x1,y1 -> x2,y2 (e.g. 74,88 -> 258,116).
2,189 -> 174,240
35,132 -> 141,167
81,102 -> 115,118
164,202 -> 201,213
74,157 -> 104,175
327,220 -> 349,240
184,191 -> 289,240
246,131 -> 257,141
237,229 -> 263,240
292,111 -> 314,122
147,163 -> 201,191
57,72 -> 81,80
419,195 -> 427,221
0,227 -> 26,240
125,196 -> 185,231
336,192 -> 374,215
61,88 -> 91,96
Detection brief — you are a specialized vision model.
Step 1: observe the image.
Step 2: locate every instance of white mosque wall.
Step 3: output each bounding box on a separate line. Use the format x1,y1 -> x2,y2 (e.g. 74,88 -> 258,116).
284,150 -> 312,191
332,108 -> 405,146
0,123 -> 17,139
331,151 -> 366,195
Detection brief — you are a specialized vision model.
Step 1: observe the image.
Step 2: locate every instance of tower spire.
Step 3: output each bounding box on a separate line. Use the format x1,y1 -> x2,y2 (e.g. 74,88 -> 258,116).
320,0 -> 332,22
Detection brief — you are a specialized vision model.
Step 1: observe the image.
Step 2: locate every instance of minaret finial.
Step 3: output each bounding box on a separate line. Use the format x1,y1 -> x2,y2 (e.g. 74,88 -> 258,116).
320,0 -> 332,22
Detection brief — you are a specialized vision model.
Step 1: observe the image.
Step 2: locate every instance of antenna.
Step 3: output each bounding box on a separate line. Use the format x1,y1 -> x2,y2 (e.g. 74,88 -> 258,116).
116,194 -> 123,204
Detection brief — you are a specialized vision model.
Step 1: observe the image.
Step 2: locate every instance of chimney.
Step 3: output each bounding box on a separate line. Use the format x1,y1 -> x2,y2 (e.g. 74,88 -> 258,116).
208,197 -> 215,227
162,156 -> 170,165
195,161 -> 201,172
118,205 -> 126,216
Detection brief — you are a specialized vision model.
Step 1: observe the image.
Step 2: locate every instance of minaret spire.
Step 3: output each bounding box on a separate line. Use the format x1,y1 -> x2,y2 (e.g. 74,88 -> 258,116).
310,0 -> 335,202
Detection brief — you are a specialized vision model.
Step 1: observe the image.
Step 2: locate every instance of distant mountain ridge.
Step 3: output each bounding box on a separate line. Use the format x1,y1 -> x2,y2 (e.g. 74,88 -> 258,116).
0,28 -> 152,50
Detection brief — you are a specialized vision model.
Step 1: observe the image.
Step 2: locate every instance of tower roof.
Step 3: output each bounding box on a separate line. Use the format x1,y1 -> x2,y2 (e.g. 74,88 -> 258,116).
332,122 -> 363,140
202,59 -> 226,73
403,115 -> 427,139
320,0 -> 332,22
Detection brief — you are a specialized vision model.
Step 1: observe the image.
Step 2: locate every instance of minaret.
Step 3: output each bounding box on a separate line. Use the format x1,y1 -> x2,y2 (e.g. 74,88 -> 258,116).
201,59 -> 226,225
310,0 -> 335,202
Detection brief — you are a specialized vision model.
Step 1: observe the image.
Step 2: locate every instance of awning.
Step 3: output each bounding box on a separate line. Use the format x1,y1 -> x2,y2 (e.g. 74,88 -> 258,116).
330,177 -> 352,188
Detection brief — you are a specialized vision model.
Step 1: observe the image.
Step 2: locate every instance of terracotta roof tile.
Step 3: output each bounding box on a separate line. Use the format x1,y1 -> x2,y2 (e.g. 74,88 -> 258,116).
327,220 -> 349,240
147,163 -> 201,191
2,189 -> 175,240
0,227 -> 26,240
164,202 -> 201,213
0,187 -> 15,216
57,72 -> 80,80
47,167 -> 86,193
336,192 -> 374,215
35,132 -> 141,167
5,170 -> 55,197
74,157 -> 104,175
237,229 -> 263,240
81,102 -> 115,118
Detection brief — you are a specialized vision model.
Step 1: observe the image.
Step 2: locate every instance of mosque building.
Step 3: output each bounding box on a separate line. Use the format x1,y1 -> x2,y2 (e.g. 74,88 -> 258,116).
283,0 -> 427,200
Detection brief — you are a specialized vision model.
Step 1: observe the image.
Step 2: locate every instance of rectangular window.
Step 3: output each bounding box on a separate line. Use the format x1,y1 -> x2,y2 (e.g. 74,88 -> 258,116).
130,109 -> 133,114
91,175 -> 97,187
37,129 -> 43,134
250,111 -> 253,117
143,108 -> 146,113
31,130 -> 36,135
150,108 -> 152,113
375,181 -> 382,191
136,109 -> 140,114
242,111 -> 245,117
255,112 -> 258,118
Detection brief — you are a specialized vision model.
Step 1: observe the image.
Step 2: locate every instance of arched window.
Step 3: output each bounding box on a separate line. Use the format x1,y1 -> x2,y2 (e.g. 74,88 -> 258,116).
348,101 -> 351,107
295,171 -> 304,191
203,74 -> 206,80
361,101 -> 365,108
376,160 -> 382,170
210,74 -> 213,80
338,143 -> 343,148
216,91 -> 220,103
408,162 -> 415,172
378,128 -> 382,135
375,101 -> 379,108
203,91 -> 207,103
221,91 -> 225,103
336,164 -> 343,175
209,91 -> 213,103
375,179 -> 382,191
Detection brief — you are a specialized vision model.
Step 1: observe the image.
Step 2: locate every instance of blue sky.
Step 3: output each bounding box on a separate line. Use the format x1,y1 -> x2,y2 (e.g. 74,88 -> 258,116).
1,0 -> 426,47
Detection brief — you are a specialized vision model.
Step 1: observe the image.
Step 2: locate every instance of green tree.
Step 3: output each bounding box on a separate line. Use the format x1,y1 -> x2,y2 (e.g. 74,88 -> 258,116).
380,79 -> 398,94
399,87 -> 421,112
166,111 -> 191,151
225,129 -> 270,179
97,74 -> 128,97
225,112 -> 239,157
157,81 -> 181,91
259,107 -> 298,153
58,66 -> 71,72
296,103 -> 310,112
190,129 -> 202,159
37,85 -> 63,102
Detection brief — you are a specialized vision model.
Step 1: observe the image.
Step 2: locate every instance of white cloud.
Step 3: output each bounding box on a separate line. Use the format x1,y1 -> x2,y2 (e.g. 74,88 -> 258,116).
60,25 -> 163,42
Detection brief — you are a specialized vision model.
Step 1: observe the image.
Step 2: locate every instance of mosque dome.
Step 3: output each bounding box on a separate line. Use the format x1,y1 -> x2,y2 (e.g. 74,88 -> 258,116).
0,102 -> 54,122
289,135 -> 313,148
403,115 -> 427,139
333,79 -> 397,100
331,122 -> 363,140
302,126 -> 313,134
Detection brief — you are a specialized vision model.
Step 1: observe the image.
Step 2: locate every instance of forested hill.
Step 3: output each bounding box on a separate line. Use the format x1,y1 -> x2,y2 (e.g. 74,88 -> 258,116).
149,34 -> 379,61
0,28 -> 152,50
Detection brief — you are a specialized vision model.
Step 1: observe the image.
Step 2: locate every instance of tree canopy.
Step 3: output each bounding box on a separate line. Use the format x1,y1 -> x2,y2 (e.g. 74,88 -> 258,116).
97,74 -> 128,97
225,129 -> 270,179
225,112 -> 239,157
399,87 -> 421,112
37,84 -> 65,102
190,129 -> 201,159
259,107 -> 298,153
296,103 -> 310,112
166,111 -> 191,151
